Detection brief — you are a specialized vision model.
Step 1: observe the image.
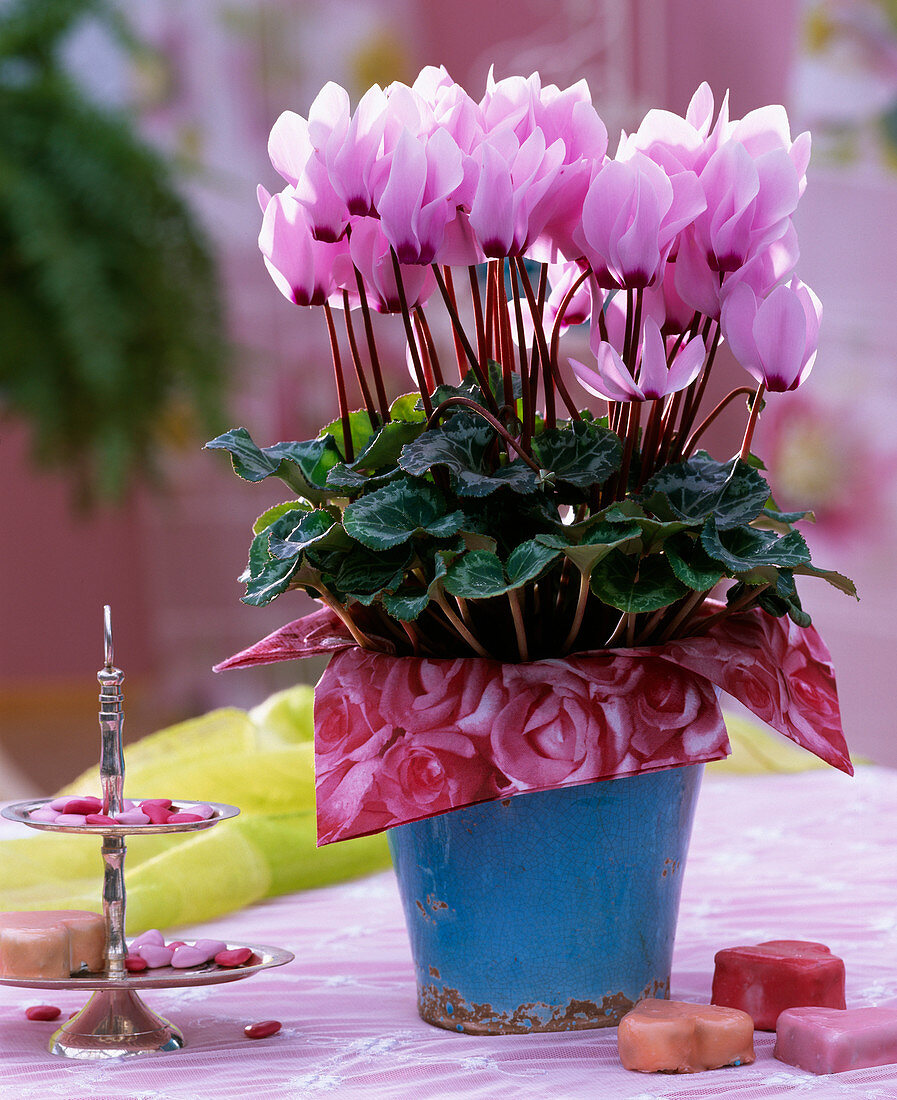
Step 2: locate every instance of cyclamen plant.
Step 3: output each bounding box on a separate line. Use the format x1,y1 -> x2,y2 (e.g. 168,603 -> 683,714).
209,67 -> 855,664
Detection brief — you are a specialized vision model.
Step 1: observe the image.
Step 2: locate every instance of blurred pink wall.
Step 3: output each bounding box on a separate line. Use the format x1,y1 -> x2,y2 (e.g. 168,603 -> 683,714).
6,0 -> 893,780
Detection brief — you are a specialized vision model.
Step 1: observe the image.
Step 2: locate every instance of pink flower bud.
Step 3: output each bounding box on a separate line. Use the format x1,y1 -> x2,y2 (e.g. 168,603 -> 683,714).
720,277 -> 821,392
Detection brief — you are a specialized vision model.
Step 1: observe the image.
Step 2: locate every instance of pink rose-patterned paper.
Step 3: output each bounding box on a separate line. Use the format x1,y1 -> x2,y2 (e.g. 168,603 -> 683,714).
216,604 -> 852,845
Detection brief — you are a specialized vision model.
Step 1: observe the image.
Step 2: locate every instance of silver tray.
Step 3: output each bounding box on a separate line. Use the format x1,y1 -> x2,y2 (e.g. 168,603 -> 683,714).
0,941 -> 293,991
2,798 -> 240,835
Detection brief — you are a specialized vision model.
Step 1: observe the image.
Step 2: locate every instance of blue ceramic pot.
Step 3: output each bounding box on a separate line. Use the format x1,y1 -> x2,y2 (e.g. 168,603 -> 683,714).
388,765 -> 703,1034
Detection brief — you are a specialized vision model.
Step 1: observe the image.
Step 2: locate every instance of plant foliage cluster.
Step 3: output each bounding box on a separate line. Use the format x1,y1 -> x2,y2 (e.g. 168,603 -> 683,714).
0,0 -> 226,500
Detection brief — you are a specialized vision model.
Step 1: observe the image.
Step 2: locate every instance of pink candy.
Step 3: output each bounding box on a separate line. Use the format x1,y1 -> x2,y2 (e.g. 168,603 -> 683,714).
54,814 -> 87,826
28,797 -> 217,828
216,947 -> 253,968
171,946 -> 209,969
28,808 -> 61,823
138,945 -> 174,968
62,797 -> 102,815
128,931 -> 247,971
114,810 -> 151,826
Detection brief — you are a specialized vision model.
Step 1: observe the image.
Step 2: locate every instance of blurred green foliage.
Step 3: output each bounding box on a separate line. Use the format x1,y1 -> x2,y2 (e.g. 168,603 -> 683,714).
0,0 -> 228,502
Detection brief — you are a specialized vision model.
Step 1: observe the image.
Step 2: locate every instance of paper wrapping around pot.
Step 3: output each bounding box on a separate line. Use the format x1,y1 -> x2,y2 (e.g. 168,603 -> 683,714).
216,606 -> 852,845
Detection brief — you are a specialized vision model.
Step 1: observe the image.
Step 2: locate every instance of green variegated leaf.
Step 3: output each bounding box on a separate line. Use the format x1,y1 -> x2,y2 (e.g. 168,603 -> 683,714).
399,412 -> 539,497
532,419 -> 622,490
792,563 -> 858,599
381,553 -> 451,621
443,550 -> 508,599
330,544 -> 412,604
590,551 -> 688,613
701,520 -> 812,573
641,452 -> 770,530
351,418 -> 427,471
381,588 -> 431,620
343,480 -> 464,549
664,532 -> 726,591
760,505 -> 815,526
242,556 -> 301,606
539,517 -> 642,574
268,510 -> 347,561
252,501 -> 309,536
443,541 -> 559,600
506,540 -> 560,586
206,428 -> 343,504
390,392 -> 428,422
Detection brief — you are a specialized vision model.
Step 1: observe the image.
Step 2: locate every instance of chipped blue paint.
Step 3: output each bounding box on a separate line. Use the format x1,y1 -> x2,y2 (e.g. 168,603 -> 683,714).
388,766 -> 703,1034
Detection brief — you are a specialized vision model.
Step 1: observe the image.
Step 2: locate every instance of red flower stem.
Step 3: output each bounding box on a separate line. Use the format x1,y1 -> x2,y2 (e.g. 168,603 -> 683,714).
414,305 -> 444,388
412,310 -> 436,393
316,588 -> 372,648
443,266 -> 468,382
341,290 -> 379,427
591,273 -> 609,343
682,386 -> 755,457
616,399 -> 641,499
675,320 -> 720,453
628,288 -> 644,377
508,589 -> 529,661
352,266 -> 390,422
561,571 -> 590,655
739,382 -> 766,462
672,318 -> 715,460
466,265 -> 488,374
524,265 -> 548,429
636,398 -> 664,488
430,264 -> 498,411
656,388 -> 684,468
515,257 -> 556,428
322,302 -> 354,462
633,603 -> 670,645
508,259 -> 532,446
604,612 -> 628,647
496,259 -> 516,411
657,588 -> 708,643
622,287 -> 635,368
432,591 -> 492,658
689,582 -> 771,638
399,619 -> 421,656
391,248 -> 432,417
484,260 -> 496,363
545,269 -> 591,422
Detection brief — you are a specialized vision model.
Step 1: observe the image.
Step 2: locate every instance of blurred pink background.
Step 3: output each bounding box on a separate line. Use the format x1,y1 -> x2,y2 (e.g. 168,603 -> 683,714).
3,0 -> 896,789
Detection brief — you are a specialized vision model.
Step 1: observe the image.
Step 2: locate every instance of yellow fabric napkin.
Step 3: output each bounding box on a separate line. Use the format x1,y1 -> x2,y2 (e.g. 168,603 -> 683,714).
0,687 -> 390,932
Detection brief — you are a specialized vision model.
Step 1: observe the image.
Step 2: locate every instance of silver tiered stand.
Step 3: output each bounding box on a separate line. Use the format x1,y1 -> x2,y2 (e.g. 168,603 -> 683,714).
1,607 -> 293,1059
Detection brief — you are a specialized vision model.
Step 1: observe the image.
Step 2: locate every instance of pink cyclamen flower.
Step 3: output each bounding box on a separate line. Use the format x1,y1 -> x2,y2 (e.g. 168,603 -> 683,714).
720,277 -> 821,392
693,140 -> 800,274
468,127 -> 566,257
570,316 -> 705,402
259,191 -> 351,306
577,152 -> 705,289
348,219 -> 436,314
376,126 -> 465,264
268,83 -> 357,242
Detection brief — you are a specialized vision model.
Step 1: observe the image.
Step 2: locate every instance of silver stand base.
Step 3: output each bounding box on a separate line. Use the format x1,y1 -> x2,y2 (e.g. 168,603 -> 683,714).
48,988 -> 185,1058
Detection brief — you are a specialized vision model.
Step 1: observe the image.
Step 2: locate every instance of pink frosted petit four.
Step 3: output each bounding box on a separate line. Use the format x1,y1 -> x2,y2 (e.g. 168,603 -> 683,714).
712,940 -> 845,1030
618,999 -> 755,1073
775,1006 -> 897,1074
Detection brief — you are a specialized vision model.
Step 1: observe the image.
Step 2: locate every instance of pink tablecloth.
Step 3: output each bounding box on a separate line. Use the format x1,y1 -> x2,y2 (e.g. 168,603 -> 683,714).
0,766 -> 895,1099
